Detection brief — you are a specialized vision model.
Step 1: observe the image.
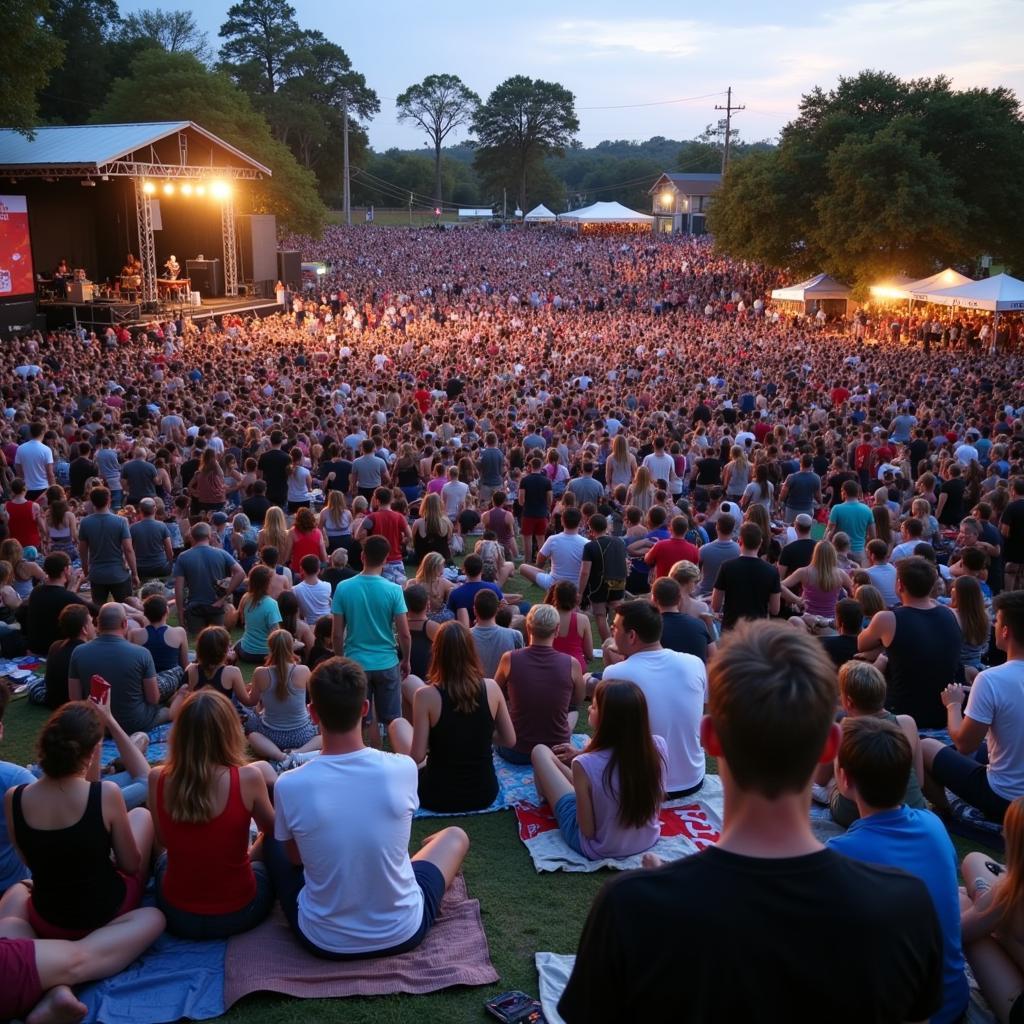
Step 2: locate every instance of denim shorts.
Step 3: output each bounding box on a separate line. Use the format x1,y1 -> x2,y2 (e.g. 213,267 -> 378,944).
365,665 -> 402,724
554,792 -> 584,854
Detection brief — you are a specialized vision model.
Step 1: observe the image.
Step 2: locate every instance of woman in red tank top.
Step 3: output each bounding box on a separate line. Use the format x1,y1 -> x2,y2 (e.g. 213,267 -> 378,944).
150,690 -> 276,939
549,581 -> 593,671
4,480 -> 42,550
287,507 -> 327,575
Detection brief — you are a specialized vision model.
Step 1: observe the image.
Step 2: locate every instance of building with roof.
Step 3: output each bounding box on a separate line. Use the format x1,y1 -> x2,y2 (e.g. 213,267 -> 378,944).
0,122 -> 275,329
648,172 -> 722,235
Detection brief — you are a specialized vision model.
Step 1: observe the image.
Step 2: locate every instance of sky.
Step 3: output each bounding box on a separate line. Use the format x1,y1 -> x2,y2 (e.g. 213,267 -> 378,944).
120,0 -> 1024,151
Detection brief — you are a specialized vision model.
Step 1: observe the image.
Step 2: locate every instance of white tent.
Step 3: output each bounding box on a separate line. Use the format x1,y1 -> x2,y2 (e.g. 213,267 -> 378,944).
903,268 -> 974,300
524,203 -> 556,223
921,273 -> 1024,311
770,273 -> 851,303
558,201 -> 654,224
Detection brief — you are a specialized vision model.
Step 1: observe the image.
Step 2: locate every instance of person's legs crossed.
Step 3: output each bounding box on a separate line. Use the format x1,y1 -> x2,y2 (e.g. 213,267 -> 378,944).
531,744 -> 575,808
411,826 -> 469,892
263,836 -> 306,937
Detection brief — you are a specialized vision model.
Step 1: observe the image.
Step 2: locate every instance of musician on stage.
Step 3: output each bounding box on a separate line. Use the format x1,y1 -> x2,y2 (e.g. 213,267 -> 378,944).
53,258 -> 71,288
164,254 -> 181,280
121,253 -> 143,292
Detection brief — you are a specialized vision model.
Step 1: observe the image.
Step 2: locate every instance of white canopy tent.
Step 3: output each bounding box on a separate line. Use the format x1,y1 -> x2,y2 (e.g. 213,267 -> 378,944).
771,273 -> 853,317
921,273 -> 1024,312
524,203 -> 556,223
904,268 -> 974,300
558,201 -> 654,230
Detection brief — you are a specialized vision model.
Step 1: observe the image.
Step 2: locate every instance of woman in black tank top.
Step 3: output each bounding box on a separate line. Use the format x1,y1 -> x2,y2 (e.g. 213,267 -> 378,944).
6,701 -> 152,936
402,584 -> 440,680
388,622 -> 516,813
184,626 -> 259,722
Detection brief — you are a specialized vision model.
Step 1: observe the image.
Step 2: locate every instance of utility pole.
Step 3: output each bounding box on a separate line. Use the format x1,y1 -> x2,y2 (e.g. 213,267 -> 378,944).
408,192 -> 413,226
714,86 -> 745,175
503,187 -> 507,221
342,89 -> 351,226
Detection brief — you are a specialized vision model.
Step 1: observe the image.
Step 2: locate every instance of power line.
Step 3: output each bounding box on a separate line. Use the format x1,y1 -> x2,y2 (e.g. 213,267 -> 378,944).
714,86 -> 745,173
376,89 -> 726,111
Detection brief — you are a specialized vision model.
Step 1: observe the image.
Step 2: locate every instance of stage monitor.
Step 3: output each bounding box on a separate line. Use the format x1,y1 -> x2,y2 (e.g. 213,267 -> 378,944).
0,196 -> 35,299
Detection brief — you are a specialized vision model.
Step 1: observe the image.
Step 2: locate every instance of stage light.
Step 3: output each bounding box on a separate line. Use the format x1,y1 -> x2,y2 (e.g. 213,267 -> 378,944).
163,182 -> 175,196
143,181 -> 156,195
195,184 -> 206,196
210,180 -> 231,200
181,182 -> 193,196
660,191 -> 673,208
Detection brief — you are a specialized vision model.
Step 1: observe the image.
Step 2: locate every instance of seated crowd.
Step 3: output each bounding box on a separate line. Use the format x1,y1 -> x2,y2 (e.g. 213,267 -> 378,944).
0,225 -> 1023,1022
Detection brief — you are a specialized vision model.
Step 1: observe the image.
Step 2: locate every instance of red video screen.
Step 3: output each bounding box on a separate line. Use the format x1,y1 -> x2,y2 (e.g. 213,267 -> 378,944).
0,196 -> 35,298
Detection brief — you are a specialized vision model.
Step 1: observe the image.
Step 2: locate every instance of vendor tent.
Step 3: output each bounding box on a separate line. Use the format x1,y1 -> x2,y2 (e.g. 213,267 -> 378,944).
904,268 -> 974,299
921,273 -> 1024,311
771,273 -> 853,317
524,204 -> 556,223
558,201 -> 654,226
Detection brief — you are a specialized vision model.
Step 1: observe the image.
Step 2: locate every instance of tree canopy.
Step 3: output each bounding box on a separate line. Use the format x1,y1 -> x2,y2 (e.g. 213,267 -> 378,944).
472,76 -> 579,212
94,49 -> 326,235
0,0 -> 64,135
396,74 -> 479,205
118,8 -> 211,62
709,70 -> 1024,284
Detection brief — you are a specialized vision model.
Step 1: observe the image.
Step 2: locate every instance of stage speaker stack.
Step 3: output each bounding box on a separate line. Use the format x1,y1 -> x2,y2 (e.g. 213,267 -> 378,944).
186,259 -> 223,298
277,250 -> 301,290
236,214 -> 278,297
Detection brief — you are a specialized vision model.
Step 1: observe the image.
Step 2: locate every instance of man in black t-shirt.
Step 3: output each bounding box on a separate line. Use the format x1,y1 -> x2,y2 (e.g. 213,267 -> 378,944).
318,444 -> 352,495
257,430 -> 292,508
241,481 -> 272,528
712,523 -> 781,630
559,621 -> 943,1024
819,598 -> 862,669
577,514 -> 626,642
24,552 -> 93,656
517,458 -> 553,564
68,441 -> 99,500
652,577 -> 710,661
936,463 -> 966,527
778,514 -> 816,580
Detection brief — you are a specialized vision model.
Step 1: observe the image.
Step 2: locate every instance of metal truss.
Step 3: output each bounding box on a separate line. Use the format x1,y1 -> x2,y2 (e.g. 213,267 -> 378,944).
221,195 -> 238,297
133,176 -> 158,305
1,163 -> 264,180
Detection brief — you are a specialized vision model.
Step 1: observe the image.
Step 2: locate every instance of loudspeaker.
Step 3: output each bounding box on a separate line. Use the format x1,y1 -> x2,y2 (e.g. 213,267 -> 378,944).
277,250 -> 301,290
236,214 -> 278,283
186,259 -> 222,298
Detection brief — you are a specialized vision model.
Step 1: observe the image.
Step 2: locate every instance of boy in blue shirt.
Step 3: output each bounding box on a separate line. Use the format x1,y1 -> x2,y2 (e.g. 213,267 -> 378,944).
829,716 -> 968,1024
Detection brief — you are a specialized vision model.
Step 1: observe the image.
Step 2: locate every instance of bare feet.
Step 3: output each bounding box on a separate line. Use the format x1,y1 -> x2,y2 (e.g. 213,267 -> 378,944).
27,985 -> 87,1024
641,853 -> 665,871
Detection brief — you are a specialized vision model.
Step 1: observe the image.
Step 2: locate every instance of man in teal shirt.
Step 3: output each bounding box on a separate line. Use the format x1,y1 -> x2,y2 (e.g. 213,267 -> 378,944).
331,535 -> 410,740
827,480 -> 875,565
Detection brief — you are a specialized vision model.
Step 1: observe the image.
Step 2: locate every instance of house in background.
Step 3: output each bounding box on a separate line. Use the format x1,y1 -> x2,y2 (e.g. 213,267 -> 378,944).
648,172 -> 721,235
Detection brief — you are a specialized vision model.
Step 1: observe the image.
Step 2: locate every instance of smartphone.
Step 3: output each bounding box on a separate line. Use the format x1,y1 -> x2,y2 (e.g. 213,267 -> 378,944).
484,990 -> 545,1023
90,674 -> 111,704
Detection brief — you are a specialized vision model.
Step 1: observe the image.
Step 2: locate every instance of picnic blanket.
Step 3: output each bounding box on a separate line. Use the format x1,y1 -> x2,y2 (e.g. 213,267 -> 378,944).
536,952 -> 574,1024
414,733 -> 589,819
73,875 -> 495,1022
101,722 -> 173,768
222,874 -> 497,1004
515,775 -> 725,873
77,929 -> 226,1023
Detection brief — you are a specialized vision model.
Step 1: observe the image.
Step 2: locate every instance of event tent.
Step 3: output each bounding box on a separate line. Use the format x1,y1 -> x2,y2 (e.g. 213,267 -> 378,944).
524,204 -> 556,223
558,201 -> 654,225
920,273 -> 1024,311
904,268 -> 974,299
770,273 -> 854,317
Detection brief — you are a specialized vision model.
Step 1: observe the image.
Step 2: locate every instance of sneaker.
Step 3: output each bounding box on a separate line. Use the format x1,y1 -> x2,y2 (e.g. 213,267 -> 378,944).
272,754 -> 295,775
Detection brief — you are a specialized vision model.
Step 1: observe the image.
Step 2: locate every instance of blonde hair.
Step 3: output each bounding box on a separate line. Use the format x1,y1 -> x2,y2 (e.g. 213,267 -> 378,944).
669,559 -> 700,587
811,540 -> 840,593
415,551 -> 445,585
261,506 -> 289,552
162,690 -> 246,823
839,660 -> 886,712
420,492 -> 450,538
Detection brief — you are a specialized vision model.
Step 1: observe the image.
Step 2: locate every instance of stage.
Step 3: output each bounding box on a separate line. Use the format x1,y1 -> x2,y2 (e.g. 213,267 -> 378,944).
39,294 -> 283,330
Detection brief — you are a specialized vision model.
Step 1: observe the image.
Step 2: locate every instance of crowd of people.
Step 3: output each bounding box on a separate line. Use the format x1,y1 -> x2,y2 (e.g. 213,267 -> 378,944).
0,224 -> 1023,1021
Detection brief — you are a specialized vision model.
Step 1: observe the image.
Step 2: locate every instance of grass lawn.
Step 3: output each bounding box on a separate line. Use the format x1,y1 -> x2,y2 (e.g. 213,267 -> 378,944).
0,565 -> 993,1023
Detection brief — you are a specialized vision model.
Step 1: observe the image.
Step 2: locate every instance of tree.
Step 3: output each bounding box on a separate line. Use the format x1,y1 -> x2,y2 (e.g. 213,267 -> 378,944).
709,71 -> 1024,283
218,0 -> 302,95
38,0 -> 122,124
93,49 -> 325,235
472,75 -> 578,213
118,9 -> 211,63
0,0 -> 64,134
396,74 -> 480,206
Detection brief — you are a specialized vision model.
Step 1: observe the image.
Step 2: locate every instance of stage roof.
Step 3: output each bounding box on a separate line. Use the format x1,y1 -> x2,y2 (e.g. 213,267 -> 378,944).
0,122 -> 271,177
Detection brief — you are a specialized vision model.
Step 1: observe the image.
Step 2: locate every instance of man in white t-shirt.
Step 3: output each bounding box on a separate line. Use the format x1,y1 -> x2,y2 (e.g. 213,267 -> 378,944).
641,437 -> 678,492
922,591 -> 1024,823
600,600 -> 707,796
293,554 -> 333,623
266,657 -> 469,958
520,508 -> 587,591
14,422 -> 55,499
441,467 -> 470,519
